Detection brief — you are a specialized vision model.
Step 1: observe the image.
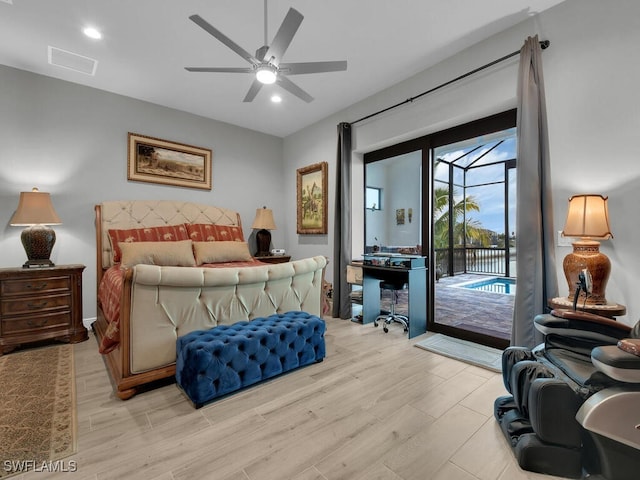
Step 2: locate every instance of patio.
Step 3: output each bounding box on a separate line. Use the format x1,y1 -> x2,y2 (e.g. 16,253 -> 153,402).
433,273 -> 513,340
388,273 -> 514,341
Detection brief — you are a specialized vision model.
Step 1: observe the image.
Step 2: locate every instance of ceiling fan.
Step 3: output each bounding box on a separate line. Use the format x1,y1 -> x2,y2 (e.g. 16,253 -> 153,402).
185,0 -> 347,103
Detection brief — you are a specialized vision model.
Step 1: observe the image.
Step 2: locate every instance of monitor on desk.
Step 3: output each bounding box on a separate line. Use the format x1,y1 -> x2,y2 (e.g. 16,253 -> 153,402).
362,253 -> 426,269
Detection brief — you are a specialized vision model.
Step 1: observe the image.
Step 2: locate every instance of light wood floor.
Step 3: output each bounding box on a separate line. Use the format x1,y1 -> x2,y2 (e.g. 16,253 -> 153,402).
18,317 -> 570,480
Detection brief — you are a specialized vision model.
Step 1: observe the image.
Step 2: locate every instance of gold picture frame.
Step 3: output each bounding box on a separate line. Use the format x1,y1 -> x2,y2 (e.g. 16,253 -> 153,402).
297,162 -> 328,234
127,133 -> 212,190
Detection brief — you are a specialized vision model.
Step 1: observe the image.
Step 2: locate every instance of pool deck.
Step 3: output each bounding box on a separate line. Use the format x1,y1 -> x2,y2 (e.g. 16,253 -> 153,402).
360,272 -> 515,343
389,273 -> 514,341
435,273 -> 514,340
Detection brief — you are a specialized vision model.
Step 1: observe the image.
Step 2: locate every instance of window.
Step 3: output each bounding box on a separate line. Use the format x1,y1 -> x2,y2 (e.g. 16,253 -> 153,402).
366,186 -> 382,210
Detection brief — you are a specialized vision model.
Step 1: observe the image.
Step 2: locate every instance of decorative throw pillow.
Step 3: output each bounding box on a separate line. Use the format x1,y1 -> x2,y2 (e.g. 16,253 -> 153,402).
193,241 -> 252,264
108,224 -> 189,263
185,223 -> 244,242
119,240 -> 196,268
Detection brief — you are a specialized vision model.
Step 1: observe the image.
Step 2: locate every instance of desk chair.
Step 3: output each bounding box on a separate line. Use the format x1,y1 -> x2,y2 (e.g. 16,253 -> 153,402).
373,281 -> 409,333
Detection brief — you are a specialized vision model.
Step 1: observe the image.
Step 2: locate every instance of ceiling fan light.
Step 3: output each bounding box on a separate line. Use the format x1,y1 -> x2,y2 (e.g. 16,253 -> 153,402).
256,65 -> 277,84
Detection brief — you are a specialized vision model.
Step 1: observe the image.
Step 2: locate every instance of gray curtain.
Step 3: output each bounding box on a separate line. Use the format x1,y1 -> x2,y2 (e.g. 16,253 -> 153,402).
512,35 -> 558,348
332,122 -> 353,319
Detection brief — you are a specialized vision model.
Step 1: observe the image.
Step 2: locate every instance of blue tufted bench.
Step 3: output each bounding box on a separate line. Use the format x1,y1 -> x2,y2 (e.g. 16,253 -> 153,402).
175,311 -> 326,407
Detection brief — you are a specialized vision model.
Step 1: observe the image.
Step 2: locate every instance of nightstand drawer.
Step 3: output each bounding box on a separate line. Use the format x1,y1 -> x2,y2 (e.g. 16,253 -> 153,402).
2,311 -> 71,335
0,264 -> 86,354
0,276 -> 70,297
1,293 -> 71,316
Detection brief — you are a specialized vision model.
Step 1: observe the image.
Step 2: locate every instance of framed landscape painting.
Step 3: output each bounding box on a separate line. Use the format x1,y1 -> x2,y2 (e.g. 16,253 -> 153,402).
297,162 -> 328,234
127,133 -> 212,190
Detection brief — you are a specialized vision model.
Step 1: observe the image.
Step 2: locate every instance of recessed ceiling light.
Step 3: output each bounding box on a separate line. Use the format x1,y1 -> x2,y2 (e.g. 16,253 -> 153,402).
270,94 -> 282,103
83,27 -> 102,40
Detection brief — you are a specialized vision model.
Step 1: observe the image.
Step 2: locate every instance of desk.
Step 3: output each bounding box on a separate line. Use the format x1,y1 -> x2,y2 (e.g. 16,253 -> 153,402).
361,255 -> 427,338
549,297 -> 626,319
347,263 -> 363,322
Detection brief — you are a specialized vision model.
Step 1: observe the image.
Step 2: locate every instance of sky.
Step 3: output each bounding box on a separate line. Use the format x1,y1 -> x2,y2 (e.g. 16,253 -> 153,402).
434,129 -> 517,236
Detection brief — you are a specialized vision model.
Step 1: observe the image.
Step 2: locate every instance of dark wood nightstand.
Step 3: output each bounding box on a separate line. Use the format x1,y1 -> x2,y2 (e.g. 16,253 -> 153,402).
254,255 -> 291,264
0,264 -> 86,355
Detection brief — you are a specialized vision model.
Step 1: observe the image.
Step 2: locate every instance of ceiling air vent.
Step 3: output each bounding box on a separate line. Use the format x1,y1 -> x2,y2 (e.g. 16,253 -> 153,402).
48,46 -> 98,76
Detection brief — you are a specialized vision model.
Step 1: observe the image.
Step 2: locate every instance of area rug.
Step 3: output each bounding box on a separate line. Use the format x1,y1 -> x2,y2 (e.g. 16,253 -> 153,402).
415,334 -> 503,372
0,344 -> 77,478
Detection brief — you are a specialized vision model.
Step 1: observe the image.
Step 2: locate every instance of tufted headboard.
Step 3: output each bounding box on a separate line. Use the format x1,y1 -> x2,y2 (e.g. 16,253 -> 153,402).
95,200 -> 243,280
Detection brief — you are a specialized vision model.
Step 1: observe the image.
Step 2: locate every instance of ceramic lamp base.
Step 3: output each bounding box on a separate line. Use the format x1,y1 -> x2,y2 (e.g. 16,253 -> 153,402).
255,229 -> 272,257
21,225 -> 56,268
563,240 -> 610,305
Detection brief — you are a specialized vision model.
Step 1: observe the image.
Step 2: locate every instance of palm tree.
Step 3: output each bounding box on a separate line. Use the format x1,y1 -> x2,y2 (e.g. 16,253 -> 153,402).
433,186 -> 490,248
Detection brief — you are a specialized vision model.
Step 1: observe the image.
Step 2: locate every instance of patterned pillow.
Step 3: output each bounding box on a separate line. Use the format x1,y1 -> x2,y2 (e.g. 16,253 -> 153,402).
185,223 -> 244,242
108,224 -> 189,263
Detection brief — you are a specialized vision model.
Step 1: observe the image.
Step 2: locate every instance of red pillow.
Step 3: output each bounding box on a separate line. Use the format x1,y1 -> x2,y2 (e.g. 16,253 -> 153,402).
108,224 -> 189,263
185,223 -> 244,242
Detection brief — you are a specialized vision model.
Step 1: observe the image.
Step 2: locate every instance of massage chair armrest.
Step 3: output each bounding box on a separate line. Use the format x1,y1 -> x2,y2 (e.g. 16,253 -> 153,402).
591,344 -> 640,383
576,387 -> 640,451
534,310 -> 631,345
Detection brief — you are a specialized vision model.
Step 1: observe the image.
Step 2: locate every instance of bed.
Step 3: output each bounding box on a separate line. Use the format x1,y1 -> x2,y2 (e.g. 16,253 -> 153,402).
93,200 -> 327,399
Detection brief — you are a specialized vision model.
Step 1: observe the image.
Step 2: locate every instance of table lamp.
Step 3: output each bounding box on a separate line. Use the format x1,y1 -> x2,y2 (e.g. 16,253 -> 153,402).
251,206 -> 276,257
561,194 -> 612,305
10,187 -> 62,268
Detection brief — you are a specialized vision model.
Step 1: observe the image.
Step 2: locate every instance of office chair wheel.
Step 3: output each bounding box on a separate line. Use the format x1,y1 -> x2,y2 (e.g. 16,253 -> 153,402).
383,326 -> 389,333
374,320 -> 379,327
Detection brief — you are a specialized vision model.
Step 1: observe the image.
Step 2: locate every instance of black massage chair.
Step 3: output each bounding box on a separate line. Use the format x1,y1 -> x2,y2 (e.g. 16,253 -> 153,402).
495,309 -> 640,479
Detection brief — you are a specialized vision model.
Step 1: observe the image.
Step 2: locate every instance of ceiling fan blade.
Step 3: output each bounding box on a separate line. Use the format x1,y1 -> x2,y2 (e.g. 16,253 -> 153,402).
265,8 -> 303,64
189,14 -> 259,66
279,61 -> 347,75
185,67 -> 254,73
277,76 -> 313,103
243,79 -> 264,102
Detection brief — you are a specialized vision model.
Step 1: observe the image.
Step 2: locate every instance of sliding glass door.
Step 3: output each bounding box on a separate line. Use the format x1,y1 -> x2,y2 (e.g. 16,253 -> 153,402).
363,110 -> 516,349
429,111 -> 516,349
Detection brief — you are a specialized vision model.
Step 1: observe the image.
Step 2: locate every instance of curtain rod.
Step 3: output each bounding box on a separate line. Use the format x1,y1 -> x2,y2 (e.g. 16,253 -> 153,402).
350,40 -> 550,126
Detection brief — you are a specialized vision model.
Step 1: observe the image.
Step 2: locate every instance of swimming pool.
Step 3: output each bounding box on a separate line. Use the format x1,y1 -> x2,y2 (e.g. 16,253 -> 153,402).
453,277 -> 516,295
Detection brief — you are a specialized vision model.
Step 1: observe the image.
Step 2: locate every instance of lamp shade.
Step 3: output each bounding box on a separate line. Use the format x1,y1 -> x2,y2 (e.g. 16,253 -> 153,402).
562,194 -> 612,239
10,188 -> 61,268
10,188 -> 62,226
251,207 -> 276,230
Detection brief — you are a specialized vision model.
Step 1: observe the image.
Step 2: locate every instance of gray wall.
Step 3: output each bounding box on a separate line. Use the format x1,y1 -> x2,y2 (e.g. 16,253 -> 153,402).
0,65 -> 283,321
365,153 -> 421,249
283,0 -> 640,326
3,0 -> 640,327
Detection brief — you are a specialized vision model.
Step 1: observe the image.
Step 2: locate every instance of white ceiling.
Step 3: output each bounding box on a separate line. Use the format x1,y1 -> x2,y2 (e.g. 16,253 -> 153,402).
0,0 -> 565,138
